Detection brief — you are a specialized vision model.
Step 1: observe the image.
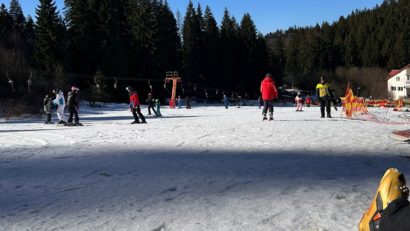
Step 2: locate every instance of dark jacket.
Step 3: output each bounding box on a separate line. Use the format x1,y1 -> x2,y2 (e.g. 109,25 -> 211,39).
43,95 -> 52,114
67,91 -> 79,108
380,198 -> 410,231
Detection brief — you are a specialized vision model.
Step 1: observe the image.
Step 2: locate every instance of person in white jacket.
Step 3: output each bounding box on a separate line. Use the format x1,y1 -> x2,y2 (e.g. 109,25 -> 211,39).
295,92 -> 303,112
53,89 -> 67,124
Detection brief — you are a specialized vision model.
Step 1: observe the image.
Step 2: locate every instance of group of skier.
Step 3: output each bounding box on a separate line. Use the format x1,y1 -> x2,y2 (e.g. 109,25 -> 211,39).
259,73 -> 338,121
43,85 -> 164,125
43,86 -> 82,126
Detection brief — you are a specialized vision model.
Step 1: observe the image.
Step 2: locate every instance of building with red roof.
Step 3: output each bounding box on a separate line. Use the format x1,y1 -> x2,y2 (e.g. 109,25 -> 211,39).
387,64 -> 410,100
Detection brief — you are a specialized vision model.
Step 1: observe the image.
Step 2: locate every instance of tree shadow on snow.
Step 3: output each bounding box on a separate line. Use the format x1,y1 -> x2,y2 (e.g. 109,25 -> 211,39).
1,148 -> 409,218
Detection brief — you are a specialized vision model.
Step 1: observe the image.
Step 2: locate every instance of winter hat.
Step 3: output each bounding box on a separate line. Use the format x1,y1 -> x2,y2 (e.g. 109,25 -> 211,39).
126,86 -> 134,92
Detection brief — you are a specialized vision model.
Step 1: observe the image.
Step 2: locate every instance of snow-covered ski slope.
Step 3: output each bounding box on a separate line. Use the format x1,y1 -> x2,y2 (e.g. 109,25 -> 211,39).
1,104 -> 410,231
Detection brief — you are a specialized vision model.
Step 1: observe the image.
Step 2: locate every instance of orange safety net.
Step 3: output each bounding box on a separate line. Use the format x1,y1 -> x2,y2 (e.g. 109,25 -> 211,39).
341,83 -> 368,118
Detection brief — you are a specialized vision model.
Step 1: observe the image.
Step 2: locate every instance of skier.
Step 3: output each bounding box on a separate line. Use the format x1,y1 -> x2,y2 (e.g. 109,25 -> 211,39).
126,86 -> 146,124
305,95 -> 312,108
223,94 -> 229,109
295,92 -> 303,112
155,98 -> 162,116
257,96 -> 263,109
66,86 -> 82,126
316,76 -> 332,118
186,95 -> 191,109
177,95 -> 182,109
53,89 -> 66,125
43,92 -> 53,124
260,73 -> 278,121
146,92 -> 157,115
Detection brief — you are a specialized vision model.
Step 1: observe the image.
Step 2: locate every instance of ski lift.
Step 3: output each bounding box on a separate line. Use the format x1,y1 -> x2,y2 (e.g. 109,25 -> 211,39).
113,77 -> 118,89
148,80 -> 153,92
27,69 -> 33,92
6,71 -> 15,92
94,76 -> 101,93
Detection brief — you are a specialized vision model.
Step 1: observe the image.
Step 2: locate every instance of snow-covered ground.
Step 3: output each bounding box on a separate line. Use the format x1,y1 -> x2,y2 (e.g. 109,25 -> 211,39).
1,104 -> 410,231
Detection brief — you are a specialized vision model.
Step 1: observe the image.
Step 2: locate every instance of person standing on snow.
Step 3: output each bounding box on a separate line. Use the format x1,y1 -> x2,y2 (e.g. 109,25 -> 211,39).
53,89 -> 66,125
305,95 -> 312,108
126,86 -> 146,124
43,91 -> 53,124
154,98 -> 162,116
66,86 -> 82,126
146,92 -> 157,115
260,73 -> 278,121
316,76 -> 332,118
223,94 -> 229,109
295,92 -> 303,112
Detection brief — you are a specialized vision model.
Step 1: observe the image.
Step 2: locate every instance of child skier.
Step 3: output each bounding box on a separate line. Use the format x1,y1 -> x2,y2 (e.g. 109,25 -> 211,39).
66,86 -> 82,126
155,98 -> 162,116
43,92 -> 53,124
126,86 -> 146,124
295,92 -> 303,112
305,95 -> 312,107
53,89 -> 66,125
223,94 -> 229,109
177,96 -> 182,109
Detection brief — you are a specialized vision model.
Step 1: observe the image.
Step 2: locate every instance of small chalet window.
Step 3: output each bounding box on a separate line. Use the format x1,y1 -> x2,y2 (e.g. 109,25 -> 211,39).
396,77 -> 400,81
408,75 -> 410,81
391,86 -> 396,91
398,87 -> 404,91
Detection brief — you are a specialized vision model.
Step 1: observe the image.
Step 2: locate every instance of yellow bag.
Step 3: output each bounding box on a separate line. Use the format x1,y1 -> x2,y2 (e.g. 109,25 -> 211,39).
358,168 -> 409,231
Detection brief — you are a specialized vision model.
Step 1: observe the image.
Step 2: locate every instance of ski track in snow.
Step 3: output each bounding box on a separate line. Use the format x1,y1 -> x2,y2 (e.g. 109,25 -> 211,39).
0,104 -> 409,231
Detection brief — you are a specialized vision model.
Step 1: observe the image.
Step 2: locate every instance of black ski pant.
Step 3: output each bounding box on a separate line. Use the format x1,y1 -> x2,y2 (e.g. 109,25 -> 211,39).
262,100 -> 274,117
68,105 -> 79,123
132,106 -> 146,122
147,103 -> 157,115
46,113 -> 51,123
319,96 -> 331,117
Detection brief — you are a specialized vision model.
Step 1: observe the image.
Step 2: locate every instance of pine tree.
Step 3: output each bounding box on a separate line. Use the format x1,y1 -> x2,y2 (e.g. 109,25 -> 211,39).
239,13 -> 259,90
202,6 -> 219,85
0,4 -> 12,45
9,0 -> 25,33
182,0 -> 203,81
220,8 -> 239,89
35,0 -> 63,79
151,0 -> 181,79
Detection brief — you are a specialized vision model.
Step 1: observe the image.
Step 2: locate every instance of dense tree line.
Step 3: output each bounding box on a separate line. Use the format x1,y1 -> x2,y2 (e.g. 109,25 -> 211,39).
266,0 -> 410,97
1,0 -> 409,105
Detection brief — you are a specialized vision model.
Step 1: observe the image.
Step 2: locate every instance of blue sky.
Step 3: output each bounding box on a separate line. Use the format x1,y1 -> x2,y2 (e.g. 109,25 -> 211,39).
1,0 -> 383,34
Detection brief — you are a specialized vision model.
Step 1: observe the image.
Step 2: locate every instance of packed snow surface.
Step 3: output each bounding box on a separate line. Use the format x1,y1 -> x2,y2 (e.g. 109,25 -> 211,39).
1,104 -> 410,231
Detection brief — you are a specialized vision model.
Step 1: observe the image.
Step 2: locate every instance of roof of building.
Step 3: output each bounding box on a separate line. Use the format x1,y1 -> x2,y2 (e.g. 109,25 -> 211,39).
386,64 -> 410,80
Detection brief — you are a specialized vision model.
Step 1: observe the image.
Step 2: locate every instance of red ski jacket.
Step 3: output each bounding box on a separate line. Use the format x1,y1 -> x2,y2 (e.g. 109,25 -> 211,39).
260,77 -> 278,101
129,92 -> 141,108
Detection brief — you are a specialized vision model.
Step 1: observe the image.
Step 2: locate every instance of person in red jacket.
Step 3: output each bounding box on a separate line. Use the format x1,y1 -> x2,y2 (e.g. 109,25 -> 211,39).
260,73 -> 278,121
126,86 -> 146,124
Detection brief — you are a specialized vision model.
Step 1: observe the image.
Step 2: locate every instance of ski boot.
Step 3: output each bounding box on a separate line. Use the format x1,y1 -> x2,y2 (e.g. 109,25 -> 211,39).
65,122 -> 75,126
327,113 -> 332,118
131,120 -> 140,124
75,121 -> 84,126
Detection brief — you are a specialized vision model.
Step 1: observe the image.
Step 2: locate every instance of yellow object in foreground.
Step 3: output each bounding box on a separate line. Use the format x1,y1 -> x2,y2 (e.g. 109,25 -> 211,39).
358,168 -> 409,231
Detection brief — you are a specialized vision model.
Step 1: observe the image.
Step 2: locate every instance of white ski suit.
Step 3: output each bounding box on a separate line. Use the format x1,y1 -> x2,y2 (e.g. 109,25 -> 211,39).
53,91 -> 66,122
